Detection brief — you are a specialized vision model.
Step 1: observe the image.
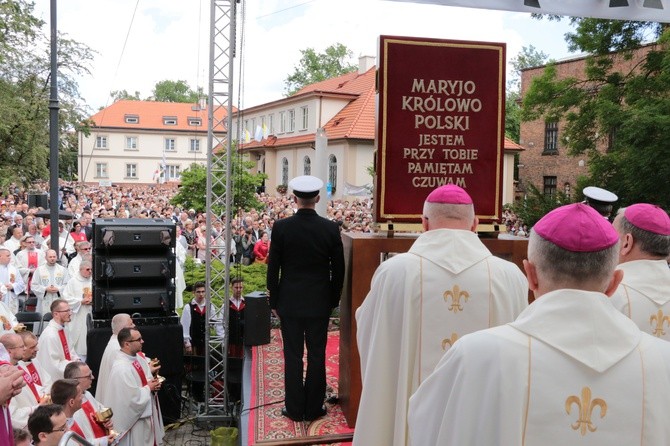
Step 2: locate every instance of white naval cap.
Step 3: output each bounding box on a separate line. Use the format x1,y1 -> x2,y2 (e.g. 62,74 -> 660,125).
583,186 -> 618,203
288,175 -> 323,199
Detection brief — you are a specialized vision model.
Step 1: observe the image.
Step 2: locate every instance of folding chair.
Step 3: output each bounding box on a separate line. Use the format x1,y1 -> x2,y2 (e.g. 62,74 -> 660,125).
39,312 -> 53,336
15,311 -> 43,334
183,355 -> 207,413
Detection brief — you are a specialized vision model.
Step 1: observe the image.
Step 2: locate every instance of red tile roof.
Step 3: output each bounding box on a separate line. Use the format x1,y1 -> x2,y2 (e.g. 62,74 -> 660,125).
243,68 -> 521,153
89,100 -> 232,132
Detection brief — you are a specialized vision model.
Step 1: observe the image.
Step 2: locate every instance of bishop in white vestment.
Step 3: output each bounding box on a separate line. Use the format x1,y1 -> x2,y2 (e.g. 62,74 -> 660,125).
408,203 -> 670,445
609,203 -> 670,340
354,185 -> 528,446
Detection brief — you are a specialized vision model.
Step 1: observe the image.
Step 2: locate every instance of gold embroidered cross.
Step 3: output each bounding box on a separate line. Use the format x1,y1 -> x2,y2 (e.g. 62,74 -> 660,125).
443,285 -> 469,313
565,386 -> 607,436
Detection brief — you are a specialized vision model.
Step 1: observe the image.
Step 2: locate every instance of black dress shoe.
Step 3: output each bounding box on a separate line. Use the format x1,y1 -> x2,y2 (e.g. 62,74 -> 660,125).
304,406 -> 327,421
281,407 -> 303,422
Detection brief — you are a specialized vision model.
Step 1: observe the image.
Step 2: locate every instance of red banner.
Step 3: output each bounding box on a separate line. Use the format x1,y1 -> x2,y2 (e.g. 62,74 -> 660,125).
375,36 -> 505,223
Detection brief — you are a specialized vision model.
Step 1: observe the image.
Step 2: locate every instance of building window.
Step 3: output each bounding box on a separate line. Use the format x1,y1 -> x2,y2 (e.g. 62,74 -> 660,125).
303,156 -> 311,175
95,163 -> 108,178
125,136 -> 138,150
268,115 -> 275,135
281,158 -> 289,185
124,115 -> 139,124
166,165 -> 181,180
189,139 -> 200,152
165,138 -> 176,152
328,154 -> 337,192
95,136 -> 108,149
188,118 -> 202,126
288,109 -> 295,132
300,106 -> 308,130
543,121 -> 558,155
125,164 -> 137,178
279,112 -> 286,133
163,116 -> 177,126
543,176 -> 557,196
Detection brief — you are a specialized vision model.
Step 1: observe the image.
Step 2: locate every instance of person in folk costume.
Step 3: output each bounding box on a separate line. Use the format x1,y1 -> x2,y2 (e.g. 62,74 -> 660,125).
408,203 -> 670,445
30,250 -> 69,316
64,361 -> 116,445
226,277 -> 245,402
0,247 -> 26,314
62,260 -> 93,362
0,333 -> 48,429
354,184 -> 528,446
35,299 -> 79,381
102,327 -> 164,446
609,204 -> 670,340
181,281 -> 224,356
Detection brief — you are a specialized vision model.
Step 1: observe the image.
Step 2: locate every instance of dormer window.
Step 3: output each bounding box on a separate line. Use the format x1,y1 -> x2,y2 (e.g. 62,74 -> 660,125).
163,116 -> 178,126
125,114 -> 139,124
188,118 -> 202,126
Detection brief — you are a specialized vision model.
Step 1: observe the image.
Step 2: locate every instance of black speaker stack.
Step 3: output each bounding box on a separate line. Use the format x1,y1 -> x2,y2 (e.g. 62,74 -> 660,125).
89,218 -> 182,423
92,218 -> 176,319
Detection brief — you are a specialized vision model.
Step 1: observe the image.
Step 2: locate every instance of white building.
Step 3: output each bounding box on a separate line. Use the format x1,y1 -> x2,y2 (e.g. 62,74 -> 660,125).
78,100 -> 228,185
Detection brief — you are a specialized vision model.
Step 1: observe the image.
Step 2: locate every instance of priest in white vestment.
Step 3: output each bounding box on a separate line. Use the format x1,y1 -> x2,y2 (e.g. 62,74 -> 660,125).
95,313 -> 135,404
408,203 -> 670,445
354,185 -> 528,446
30,249 -> 69,315
102,327 -> 163,446
67,241 -> 91,278
0,333 -> 47,429
15,235 -> 45,290
62,260 -> 93,361
64,361 -> 115,445
609,203 -> 670,340
36,299 -> 79,381
18,331 -> 52,393
0,301 -> 20,335
0,247 -> 26,314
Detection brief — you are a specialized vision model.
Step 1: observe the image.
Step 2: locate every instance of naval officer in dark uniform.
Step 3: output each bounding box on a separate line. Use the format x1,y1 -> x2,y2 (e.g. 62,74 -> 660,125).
267,175 -> 345,422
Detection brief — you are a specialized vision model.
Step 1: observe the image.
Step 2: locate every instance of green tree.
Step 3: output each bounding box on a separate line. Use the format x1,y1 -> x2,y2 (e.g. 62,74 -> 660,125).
110,89 -> 141,102
521,18 -> 669,207
506,45 -> 548,142
284,43 -> 357,96
512,183 -> 572,227
171,155 -> 267,213
151,79 -> 201,103
0,0 -> 93,188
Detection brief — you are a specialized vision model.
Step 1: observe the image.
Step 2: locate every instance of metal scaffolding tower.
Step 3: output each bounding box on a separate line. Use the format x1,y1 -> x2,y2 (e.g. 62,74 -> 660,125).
202,0 -> 236,421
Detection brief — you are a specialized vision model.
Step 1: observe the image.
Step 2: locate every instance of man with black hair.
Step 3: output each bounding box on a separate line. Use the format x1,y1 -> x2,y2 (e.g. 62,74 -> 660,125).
27,404 -> 67,446
181,281 -> 223,355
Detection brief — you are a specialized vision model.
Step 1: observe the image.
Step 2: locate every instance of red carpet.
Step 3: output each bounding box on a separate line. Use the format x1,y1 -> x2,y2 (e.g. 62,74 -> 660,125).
248,328 -> 354,445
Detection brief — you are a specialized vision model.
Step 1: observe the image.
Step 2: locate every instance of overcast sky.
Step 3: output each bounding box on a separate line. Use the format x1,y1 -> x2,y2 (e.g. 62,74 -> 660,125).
31,0 -> 575,115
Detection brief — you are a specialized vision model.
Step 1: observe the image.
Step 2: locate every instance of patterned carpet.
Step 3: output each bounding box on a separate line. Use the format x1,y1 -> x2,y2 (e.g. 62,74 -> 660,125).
248,328 -> 354,445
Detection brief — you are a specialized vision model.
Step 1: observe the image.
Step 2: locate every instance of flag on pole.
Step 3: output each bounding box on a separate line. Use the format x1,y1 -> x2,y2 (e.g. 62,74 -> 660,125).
262,123 -> 269,138
254,125 -> 263,142
160,150 -> 167,184
244,129 -> 251,143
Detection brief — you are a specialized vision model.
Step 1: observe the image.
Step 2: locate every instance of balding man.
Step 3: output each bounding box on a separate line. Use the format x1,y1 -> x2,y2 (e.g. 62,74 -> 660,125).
0,333 -> 48,428
67,241 -> 91,278
408,203 -> 670,444
610,204 -> 670,340
30,249 -> 69,315
17,331 -> 51,391
94,313 -> 135,403
354,185 -> 528,446
15,235 -> 45,293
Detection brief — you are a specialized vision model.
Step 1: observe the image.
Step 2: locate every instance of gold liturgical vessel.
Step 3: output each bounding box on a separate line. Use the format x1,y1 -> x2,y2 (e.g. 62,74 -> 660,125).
94,407 -> 118,438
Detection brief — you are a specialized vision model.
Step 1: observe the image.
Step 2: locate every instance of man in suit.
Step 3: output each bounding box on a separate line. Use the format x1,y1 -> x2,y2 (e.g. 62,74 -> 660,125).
267,175 -> 345,422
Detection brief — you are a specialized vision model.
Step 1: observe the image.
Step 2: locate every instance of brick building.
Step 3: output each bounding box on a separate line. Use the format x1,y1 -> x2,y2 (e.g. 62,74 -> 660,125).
518,45 -> 653,199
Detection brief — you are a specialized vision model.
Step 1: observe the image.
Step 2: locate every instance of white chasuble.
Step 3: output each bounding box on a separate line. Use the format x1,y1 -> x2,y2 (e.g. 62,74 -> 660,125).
355,229 -> 528,446
611,259 -> 670,341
